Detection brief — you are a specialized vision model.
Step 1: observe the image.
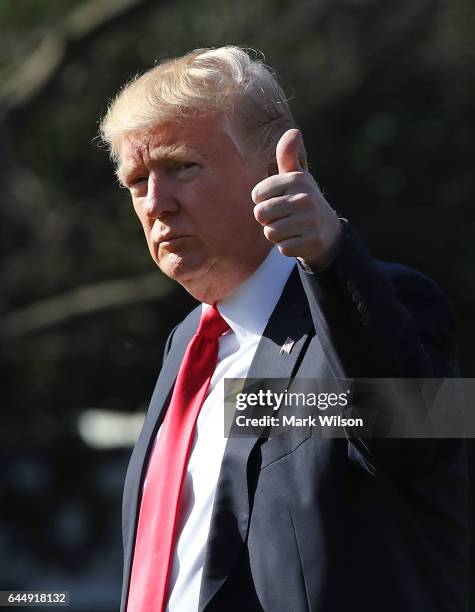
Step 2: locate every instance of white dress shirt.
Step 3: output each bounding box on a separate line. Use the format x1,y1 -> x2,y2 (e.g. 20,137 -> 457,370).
165,247 -> 295,611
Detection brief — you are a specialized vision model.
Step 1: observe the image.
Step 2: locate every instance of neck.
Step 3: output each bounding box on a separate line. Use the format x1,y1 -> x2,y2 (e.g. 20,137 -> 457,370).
182,245 -> 273,304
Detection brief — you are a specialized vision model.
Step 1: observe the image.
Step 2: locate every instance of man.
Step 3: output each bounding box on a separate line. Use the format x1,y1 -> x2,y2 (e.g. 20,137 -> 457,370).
100,46 -> 468,611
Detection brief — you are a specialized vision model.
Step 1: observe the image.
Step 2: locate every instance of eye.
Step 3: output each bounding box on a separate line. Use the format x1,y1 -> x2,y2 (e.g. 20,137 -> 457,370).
129,175 -> 148,187
172,162 -> 200,179
125,175 -> 149,195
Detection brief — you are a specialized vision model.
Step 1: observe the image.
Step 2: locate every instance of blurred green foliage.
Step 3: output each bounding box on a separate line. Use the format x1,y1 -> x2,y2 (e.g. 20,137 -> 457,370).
0,1 -> 474,607
0,0 -> 473,418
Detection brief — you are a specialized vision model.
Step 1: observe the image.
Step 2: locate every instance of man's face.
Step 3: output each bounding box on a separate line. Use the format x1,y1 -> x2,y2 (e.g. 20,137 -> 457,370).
117,115 -> 271,302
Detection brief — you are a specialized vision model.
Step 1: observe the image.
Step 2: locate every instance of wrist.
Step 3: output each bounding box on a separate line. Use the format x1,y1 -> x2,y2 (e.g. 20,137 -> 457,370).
299,217 -> 349,273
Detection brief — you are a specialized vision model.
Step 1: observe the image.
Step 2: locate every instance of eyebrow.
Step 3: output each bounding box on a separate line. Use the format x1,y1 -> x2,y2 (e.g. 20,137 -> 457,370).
116,144 -> 202,186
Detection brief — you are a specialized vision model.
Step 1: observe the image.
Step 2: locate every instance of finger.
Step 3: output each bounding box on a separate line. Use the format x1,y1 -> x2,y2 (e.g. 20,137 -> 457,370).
254,197 -> 292,226
254,193 -> 310,226
263,219 -> 301,245
276,129 -> 304,174
276,236 -> 306,258
252,172 -> 302,204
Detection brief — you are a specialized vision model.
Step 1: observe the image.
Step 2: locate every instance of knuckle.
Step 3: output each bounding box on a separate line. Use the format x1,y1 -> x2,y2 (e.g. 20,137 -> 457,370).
252,186 -> 261,202
278,243 -> 295,257
254,203 -> 263,220
286,172 -> 300,188
263,226 -> 277,242
290,192 -> 309,206
288,171 -> 306,186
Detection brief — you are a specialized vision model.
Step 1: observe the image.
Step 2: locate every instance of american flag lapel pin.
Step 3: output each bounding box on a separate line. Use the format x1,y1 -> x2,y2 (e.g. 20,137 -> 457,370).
280,337 -> 295,355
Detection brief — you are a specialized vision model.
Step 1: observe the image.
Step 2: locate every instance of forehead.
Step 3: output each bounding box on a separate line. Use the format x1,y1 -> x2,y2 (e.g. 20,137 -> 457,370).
117,115 -> 238,174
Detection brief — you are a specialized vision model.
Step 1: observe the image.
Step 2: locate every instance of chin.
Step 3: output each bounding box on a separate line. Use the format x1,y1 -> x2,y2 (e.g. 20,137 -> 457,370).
157,253 -> 228,302
157,252 -> 206,283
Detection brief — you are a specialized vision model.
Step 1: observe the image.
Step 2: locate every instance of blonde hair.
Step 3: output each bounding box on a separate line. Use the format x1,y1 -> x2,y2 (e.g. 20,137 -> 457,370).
99,46 -> 306,168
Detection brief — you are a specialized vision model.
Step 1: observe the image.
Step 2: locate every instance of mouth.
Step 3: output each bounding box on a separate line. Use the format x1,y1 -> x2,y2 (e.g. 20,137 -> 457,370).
156,235 -> 192,252
158,235 -> 188,244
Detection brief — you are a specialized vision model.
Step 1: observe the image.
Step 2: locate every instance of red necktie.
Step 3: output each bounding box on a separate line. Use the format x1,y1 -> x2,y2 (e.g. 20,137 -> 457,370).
126,304 -> 229,611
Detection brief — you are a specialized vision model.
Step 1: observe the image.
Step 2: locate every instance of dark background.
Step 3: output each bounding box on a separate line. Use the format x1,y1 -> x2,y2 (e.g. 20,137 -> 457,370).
1,0 -> 474,609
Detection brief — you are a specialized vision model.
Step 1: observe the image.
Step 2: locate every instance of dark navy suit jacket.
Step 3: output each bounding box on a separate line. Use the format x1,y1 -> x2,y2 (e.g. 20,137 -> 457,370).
120,223 -> 469,611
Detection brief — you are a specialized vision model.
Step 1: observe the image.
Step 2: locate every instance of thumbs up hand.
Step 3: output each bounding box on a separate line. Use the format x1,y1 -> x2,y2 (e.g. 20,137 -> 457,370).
252,129 -> 343,271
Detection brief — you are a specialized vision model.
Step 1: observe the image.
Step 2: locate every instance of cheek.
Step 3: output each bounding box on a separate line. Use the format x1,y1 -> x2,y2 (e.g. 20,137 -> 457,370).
131,198 -> 142,221
132,199 -> 151,231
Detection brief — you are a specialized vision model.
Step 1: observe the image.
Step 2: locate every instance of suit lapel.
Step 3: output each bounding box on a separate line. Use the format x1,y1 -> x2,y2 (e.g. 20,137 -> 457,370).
199,266 -> 313,611
121,306 -> 201,609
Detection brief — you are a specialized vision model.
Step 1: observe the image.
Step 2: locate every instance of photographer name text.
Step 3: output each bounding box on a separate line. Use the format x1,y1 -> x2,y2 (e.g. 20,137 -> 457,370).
233,390 -> 363,428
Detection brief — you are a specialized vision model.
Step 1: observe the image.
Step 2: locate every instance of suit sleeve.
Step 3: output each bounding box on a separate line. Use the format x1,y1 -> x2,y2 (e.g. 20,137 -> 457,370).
298,220 -> 460,475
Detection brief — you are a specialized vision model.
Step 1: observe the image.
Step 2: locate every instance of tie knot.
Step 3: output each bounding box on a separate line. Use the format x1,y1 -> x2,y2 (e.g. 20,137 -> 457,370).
197,304 -> 229,339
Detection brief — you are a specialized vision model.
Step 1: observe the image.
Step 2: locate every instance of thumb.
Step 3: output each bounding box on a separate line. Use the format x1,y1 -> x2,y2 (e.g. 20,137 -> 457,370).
276,128 -> 304,174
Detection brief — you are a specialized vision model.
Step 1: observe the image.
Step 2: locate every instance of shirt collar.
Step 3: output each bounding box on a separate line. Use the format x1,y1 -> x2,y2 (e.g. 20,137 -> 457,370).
204,248 -> 295,340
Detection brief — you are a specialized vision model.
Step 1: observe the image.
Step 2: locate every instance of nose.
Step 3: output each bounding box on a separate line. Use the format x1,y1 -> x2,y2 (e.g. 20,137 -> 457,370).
144,173 -> 178,219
